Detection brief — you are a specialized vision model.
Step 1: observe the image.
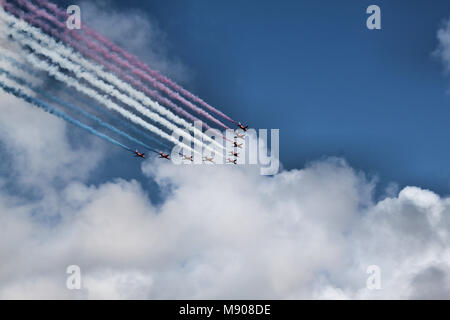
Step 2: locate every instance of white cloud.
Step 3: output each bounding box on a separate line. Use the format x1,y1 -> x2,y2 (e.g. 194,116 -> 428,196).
0,1 -> 448,300
0,90 -> 102,187
0,20 -> 103,189
79,0 -> 191,83
0,155 -> 449,299
435,19 -> 450,72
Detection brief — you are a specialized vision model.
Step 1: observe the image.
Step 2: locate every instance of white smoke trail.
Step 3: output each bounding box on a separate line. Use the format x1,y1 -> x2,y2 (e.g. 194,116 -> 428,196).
8,28 -> 216,155
22,52 -> 199,155
0,9 -> 224,154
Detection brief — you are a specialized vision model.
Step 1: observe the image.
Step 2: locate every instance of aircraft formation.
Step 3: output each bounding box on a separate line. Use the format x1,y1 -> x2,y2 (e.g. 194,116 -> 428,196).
132,123 -> 246,164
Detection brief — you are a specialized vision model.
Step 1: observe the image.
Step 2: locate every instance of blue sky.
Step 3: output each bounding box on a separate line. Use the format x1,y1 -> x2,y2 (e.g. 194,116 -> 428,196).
52,0 -> 450,195
2,0 -> 450,299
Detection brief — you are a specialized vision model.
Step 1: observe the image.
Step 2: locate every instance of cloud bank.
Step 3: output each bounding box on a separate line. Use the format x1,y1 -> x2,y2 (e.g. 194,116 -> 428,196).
0,128 -> 449,299
0,2 -> 449,300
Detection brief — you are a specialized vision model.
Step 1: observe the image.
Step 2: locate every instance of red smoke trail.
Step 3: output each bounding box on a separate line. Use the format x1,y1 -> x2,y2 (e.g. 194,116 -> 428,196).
28,0 -> 234,129
84,28 -> 239,125
8,1 -> 213,130
10,0 -> 224,132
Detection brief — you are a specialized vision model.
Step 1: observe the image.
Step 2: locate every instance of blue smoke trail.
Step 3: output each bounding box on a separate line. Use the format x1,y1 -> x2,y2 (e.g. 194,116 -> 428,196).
0,67 -> 159,154
0,51 -> 171,152
73,93 -> 170,153
50,94 -> 160,154
0,80 -> 133,152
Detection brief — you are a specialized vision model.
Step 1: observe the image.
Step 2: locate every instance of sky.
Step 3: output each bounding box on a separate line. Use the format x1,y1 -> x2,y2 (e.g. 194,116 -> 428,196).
48,0 -> 450,196
0,0 -> 450,299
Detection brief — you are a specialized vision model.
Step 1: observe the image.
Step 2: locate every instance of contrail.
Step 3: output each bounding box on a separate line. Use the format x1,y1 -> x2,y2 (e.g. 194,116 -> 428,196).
0,50 -> 171,151
33,15 -> 225,150
73,94 -> 172,153
4,23 -> 216,155
1,30 -> 202,156
16,0 -> 232,130
17,7 -> 208,130
24,52 -> 200,156
10,1 -> 234,146
1,9 -> 223,154
0,65 -> 160,154
3,2 -> 224,147
0,80 -> 133,152
35,0 -> 238,125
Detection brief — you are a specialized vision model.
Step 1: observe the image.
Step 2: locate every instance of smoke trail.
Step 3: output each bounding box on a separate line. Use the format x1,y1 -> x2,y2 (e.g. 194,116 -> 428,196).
0,11 -> 198,155
10,10 -> 225,150
89,33 -> 238,125
72,94 -> 171,153
24,52 -> 200,156
0,65 -> 160,154
16,0 -> 231,130
14,5 -> 208,131
2,3 -> 217,138
0,80 -> 133,152
1,12 -> 222,155
34,0 -> 238,125
0,50 -> 171,151
49,94 -> 160,155
5,26 -> 210,154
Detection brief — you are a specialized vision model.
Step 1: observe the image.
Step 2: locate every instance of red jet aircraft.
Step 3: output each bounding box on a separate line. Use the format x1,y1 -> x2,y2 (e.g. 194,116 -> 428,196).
159,152 -> 171,160
203,156 -> 215,163
134,150 -> 146,159
237,122 -> 248,131
233,142 -> 243,149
